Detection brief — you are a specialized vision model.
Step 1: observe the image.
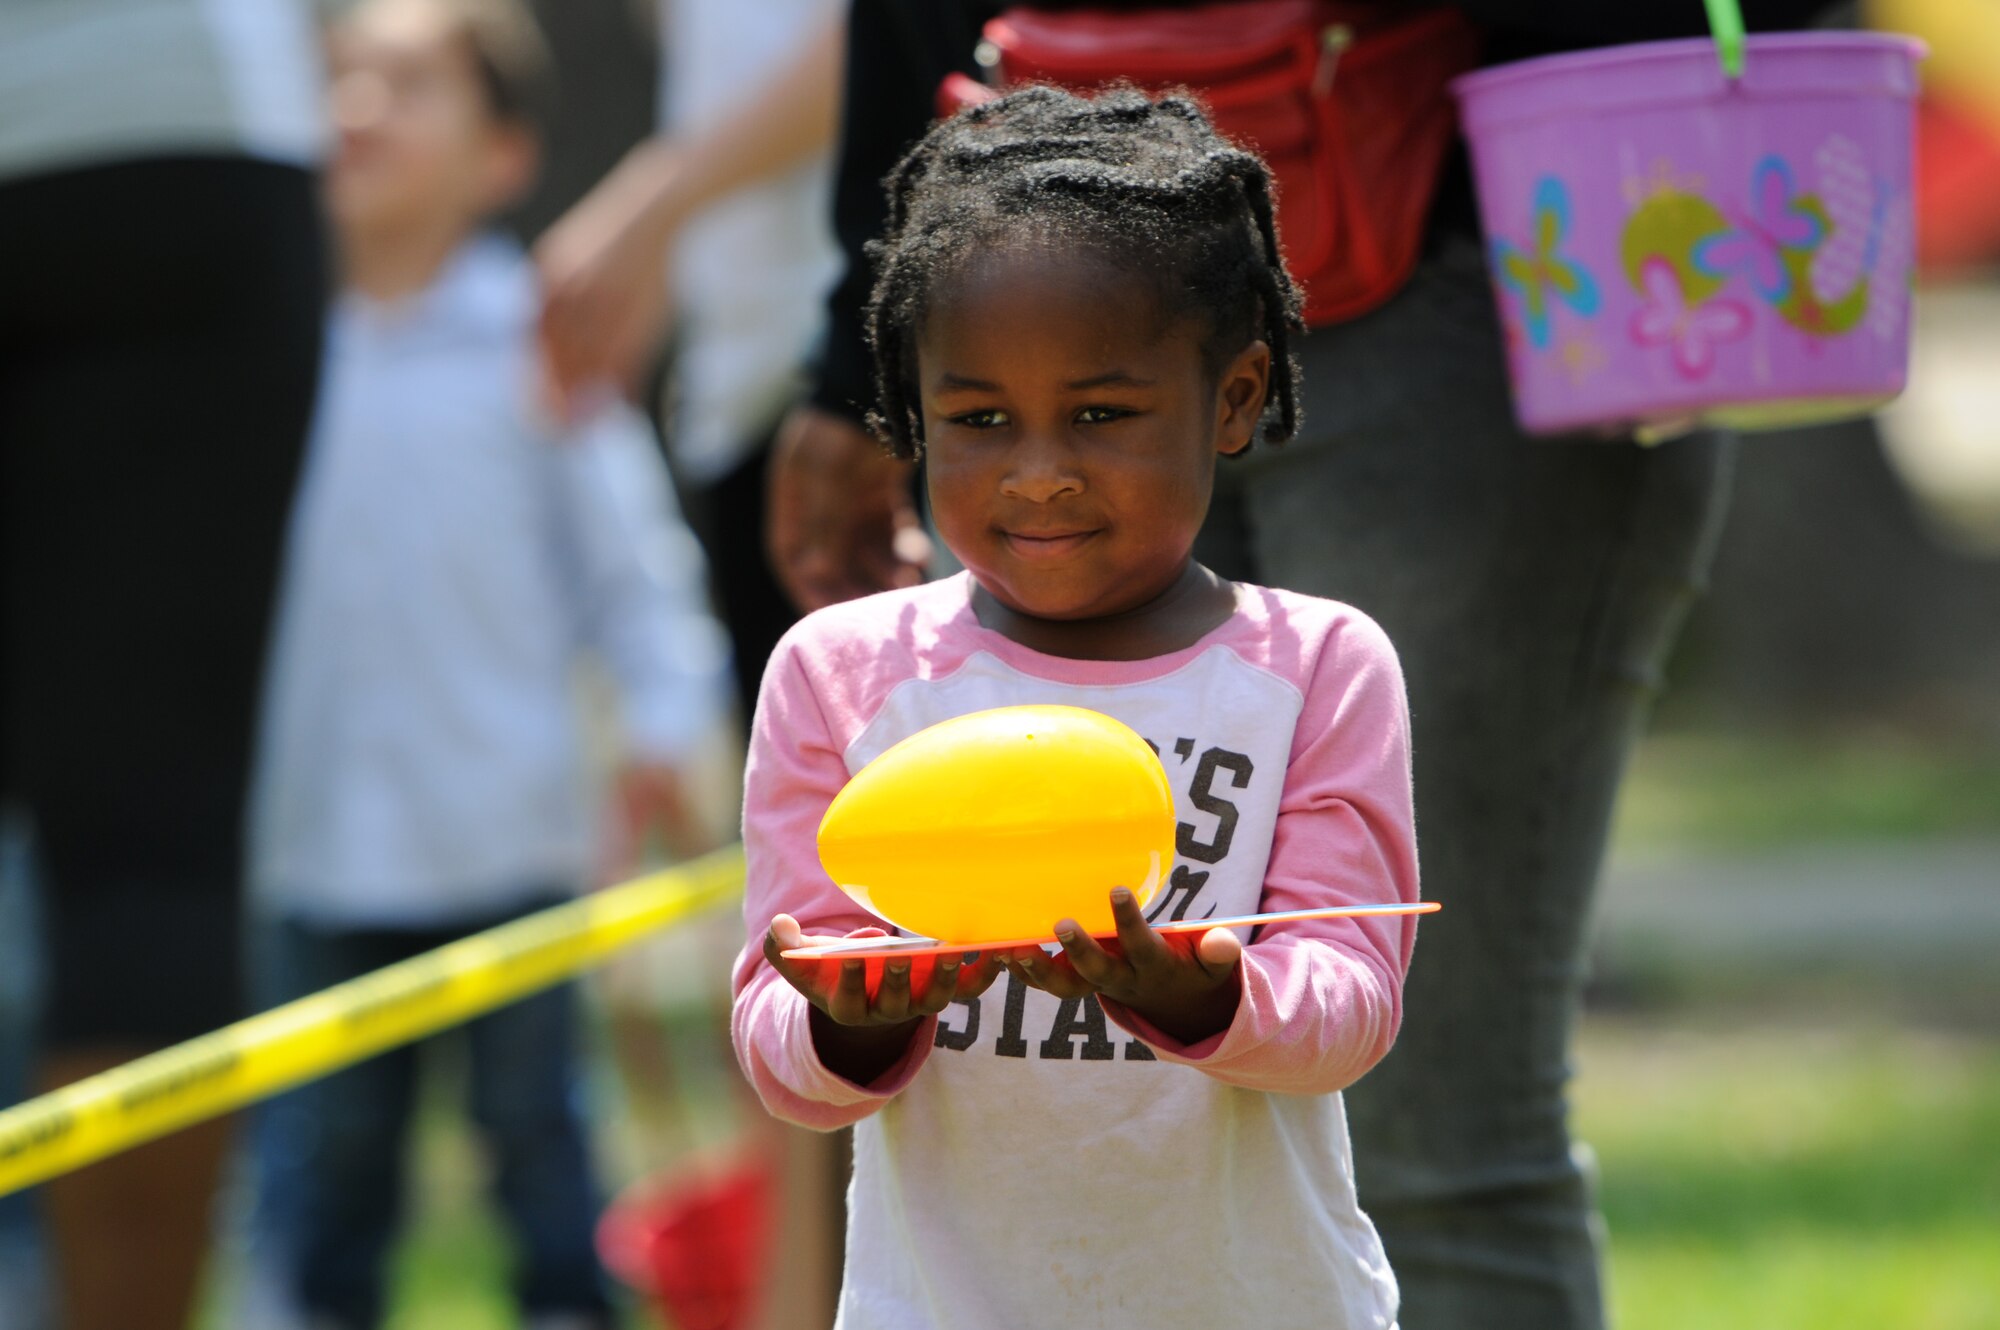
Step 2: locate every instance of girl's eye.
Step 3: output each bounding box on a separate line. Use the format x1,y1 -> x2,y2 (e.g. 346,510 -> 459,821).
1076,405 -> 1135,425
948,409 -> 1009,429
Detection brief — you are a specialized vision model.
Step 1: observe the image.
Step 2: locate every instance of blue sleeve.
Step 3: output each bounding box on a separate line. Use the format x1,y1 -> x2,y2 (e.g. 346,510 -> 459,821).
552,405 -> 732,759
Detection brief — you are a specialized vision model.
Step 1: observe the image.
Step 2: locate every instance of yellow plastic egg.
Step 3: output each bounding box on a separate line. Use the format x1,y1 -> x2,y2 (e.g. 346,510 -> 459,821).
816,705 -> 1176,944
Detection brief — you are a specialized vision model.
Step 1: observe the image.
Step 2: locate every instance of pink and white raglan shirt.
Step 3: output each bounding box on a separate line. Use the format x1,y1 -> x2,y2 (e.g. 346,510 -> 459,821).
732,572 -> 1420,1330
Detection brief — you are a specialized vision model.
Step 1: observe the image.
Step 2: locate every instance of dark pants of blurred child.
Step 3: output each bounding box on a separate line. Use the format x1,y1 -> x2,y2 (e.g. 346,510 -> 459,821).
0,817 -> 51,1330
1196,231 -> 1735,1330
254,898 -> 614,1330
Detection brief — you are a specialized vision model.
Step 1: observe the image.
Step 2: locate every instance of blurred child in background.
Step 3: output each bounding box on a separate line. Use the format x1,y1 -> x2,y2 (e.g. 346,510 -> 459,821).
247,1 -> 728,1326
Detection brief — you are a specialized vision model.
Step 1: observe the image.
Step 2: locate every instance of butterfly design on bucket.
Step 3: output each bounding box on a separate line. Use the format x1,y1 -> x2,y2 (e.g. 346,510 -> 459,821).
1692,156 -> 1825,304
1811,135 -> 1881,305
1628,258 -> 1751,380
1493,177 -> 1601,349
1867,193 -> 1914,342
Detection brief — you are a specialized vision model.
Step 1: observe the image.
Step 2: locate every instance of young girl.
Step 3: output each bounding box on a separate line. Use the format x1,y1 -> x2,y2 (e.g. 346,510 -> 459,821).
732,86 -> 1421,1329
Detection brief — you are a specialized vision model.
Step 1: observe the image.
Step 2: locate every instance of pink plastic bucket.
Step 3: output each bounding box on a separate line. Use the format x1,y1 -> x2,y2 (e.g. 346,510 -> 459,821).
1453,34 -> 1924,438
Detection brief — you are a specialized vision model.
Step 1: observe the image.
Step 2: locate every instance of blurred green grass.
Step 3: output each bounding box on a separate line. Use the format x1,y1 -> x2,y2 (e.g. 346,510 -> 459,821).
344,1016 -> 2000,1328
1577,1023 -> 2000,1330
347,1019 -> 2000,1330
1613,734 -> 2000,850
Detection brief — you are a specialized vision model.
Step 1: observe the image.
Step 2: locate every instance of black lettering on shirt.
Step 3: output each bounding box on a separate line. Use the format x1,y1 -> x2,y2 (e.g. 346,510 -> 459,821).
1178,747 -> 1253,864
1038,995 -> 1115,1061
994,970 -> 1029,1058
1145,863 -> 1217,924
934,998 -> 980,1051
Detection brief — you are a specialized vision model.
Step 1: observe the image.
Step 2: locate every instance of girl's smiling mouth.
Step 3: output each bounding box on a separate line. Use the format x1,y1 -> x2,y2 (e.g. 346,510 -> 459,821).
1000,528 -> 1100,560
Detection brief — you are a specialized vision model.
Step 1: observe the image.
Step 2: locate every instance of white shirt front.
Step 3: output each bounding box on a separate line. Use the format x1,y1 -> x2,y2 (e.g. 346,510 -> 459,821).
252,236 -> 730,927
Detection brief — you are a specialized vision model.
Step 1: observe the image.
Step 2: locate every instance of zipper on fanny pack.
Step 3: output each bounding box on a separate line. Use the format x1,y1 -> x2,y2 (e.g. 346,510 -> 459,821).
1312,23 -> 1353,96
975,37 -> 1004,88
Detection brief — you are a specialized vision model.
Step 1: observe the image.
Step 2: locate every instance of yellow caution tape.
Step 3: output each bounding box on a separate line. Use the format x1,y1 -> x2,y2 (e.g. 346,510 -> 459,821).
0,845 -> 745,1197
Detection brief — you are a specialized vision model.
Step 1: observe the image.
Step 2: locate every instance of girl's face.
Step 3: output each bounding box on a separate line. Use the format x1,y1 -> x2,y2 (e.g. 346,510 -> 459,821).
917,249 -> 1270,624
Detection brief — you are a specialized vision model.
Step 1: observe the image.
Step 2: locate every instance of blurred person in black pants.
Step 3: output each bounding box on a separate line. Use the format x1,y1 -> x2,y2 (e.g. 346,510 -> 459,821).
0,2 -> 327,1324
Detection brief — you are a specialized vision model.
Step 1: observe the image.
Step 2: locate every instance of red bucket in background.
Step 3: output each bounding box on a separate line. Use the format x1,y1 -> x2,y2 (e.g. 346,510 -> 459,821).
598,1155 -> 774,1330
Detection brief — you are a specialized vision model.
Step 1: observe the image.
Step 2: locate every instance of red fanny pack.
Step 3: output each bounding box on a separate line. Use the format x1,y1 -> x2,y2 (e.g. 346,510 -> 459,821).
937,1 -> 1478,327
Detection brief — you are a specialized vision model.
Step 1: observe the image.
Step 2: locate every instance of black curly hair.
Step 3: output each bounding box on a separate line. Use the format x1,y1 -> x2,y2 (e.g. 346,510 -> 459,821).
863,83 -> 1306,460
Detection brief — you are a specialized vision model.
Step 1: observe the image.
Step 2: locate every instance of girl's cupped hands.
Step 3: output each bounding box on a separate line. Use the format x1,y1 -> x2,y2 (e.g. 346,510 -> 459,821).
1002,888 -> 1244,1045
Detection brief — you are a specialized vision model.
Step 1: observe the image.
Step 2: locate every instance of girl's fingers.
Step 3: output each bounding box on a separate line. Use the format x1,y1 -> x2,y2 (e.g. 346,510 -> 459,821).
955,955 -> 1004,1001
1006,946 -> 1091,999
1195,924 -> 1244,978
1054,921 -> 1127,989
825,958 -> 870,1025
768,913 -> 806,949
763,915 -> 821,992
1109,888 -> 1170,971
913,956 -> 962,1016
875,961 -> 914,1022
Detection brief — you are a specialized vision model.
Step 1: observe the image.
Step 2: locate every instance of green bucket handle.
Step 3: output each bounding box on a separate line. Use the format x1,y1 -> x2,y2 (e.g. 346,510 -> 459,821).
1704,0 -> 1748,78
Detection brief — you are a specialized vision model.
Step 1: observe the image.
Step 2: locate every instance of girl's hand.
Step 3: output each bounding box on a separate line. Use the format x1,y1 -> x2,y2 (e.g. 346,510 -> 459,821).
1003,888 -> 1244,1046
764,914 -> 1002,1084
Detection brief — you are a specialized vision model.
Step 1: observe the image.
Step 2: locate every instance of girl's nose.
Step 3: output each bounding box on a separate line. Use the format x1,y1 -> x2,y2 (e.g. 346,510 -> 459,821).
999,433 -> 1083,503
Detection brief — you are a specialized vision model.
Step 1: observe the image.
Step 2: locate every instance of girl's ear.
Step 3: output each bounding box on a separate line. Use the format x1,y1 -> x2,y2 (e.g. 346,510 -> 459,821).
1214,340 -> 1271,457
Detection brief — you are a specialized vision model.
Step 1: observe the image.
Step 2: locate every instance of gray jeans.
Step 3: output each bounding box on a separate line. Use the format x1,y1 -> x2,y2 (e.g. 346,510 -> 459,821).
1197,233 -> 1734,1330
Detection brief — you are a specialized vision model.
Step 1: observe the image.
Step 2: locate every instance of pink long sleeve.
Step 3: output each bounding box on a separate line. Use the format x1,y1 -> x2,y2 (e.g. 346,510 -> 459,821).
1097,612 -> 1419,1094
728,633 -> 937,1131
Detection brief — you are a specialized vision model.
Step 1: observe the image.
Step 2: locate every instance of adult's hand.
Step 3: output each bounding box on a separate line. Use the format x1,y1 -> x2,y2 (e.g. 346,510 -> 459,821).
537,15 -> 845,422
766,405 -> 931,612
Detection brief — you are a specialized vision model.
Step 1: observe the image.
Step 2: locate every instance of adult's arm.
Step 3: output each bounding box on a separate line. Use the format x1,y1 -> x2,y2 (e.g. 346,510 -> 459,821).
807,0 -> 993,424
536,12 -> 847,414
769,2 -> 994,611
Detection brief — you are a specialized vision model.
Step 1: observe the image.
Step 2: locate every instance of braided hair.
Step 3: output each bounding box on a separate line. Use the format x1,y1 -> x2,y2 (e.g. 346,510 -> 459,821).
864,84 -> 1306,460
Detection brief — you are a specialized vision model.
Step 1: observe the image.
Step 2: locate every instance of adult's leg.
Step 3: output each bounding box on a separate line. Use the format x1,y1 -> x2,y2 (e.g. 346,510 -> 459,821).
1229,233 -> 1734,1330
461,901 -> 613,1326
677,438 -> 802,730
0,155 -> 325,1330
